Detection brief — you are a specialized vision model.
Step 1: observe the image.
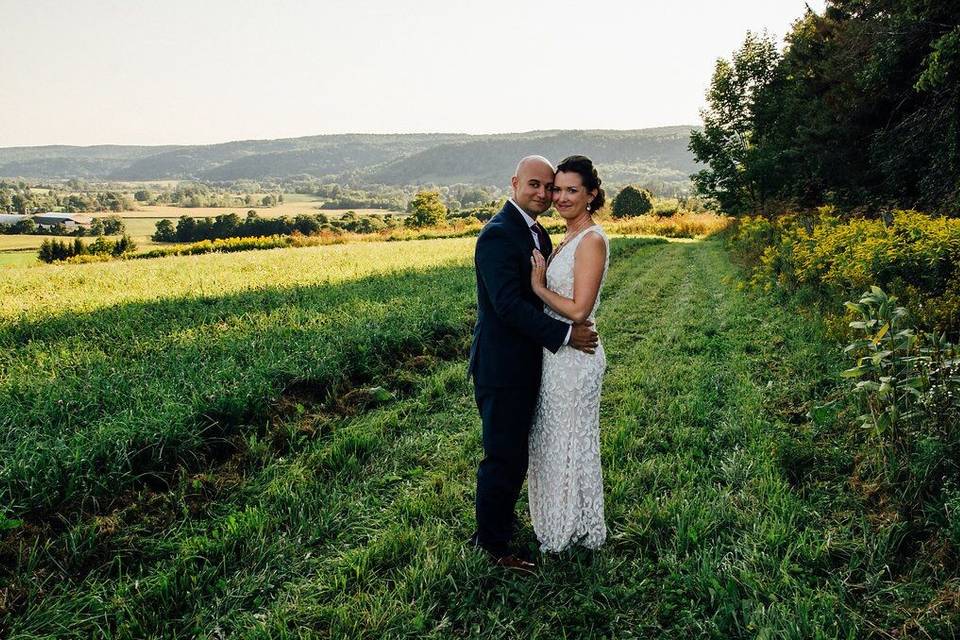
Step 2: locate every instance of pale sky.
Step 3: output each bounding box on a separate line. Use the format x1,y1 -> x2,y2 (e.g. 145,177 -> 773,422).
0,0 -> 825,147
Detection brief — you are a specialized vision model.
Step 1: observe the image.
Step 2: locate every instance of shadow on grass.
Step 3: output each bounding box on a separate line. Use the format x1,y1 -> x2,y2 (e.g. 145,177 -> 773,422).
1,262 -> 478,521
0,237 -> 669,521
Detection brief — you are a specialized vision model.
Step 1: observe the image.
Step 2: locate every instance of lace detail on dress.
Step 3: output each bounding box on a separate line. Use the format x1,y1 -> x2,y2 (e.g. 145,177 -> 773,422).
528,226 -> 609,552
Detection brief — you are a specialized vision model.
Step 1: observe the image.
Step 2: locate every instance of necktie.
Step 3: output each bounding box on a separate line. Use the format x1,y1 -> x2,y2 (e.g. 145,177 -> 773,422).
532,223 -> 548,252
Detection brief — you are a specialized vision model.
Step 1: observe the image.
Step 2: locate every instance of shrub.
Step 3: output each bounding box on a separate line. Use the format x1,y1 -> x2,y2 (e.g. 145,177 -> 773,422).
726,211 -> 960,336
652,200 -> 679,217
611,185 -> 653,219
843,285 -> 960,514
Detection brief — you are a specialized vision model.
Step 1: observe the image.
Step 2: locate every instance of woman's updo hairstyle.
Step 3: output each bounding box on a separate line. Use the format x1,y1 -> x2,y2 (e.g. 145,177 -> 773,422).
556,155 -> 605,212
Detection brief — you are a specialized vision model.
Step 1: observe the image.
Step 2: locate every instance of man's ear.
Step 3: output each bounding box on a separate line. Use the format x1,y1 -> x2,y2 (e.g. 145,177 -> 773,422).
511,176 -> 519,192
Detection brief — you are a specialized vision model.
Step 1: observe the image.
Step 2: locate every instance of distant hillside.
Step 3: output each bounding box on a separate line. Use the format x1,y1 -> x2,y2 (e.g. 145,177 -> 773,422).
367,128 -> 698,187
0,145 -> 182,180
0,128 -> 700,188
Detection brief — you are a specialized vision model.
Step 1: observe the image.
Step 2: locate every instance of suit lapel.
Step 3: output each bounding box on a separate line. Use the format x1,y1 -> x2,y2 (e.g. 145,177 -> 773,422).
503,201 -> 536,252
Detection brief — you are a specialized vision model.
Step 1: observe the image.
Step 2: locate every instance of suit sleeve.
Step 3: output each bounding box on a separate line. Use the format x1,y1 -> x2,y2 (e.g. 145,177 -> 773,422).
476,226 -> 569,353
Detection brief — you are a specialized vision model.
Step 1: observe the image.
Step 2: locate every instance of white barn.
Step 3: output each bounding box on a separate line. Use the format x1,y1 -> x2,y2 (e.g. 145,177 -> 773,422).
32,212 -> 95,229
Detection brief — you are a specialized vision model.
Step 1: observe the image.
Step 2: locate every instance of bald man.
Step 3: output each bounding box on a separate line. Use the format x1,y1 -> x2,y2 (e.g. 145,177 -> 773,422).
467,156 -> 598,571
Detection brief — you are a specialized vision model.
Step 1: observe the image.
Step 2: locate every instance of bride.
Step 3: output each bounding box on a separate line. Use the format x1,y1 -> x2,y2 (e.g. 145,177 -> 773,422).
527,155 -> 609,553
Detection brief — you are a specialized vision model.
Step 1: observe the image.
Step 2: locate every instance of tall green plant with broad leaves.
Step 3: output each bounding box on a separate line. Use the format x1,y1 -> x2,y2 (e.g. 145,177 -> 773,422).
843,285 -> 960,494
842,286 -> 925,478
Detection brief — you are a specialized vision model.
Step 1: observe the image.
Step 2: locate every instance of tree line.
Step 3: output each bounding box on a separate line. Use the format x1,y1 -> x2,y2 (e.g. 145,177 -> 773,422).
1,214 -> 126,237
0,184 -> 134,214
690,0 -> 960,216
139,183 -> 283,208
38,235 -> 137,263
151,192 -> 500,243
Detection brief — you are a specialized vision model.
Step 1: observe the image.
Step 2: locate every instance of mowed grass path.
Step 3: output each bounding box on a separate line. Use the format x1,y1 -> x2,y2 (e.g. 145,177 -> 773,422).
4,239 -> 945,637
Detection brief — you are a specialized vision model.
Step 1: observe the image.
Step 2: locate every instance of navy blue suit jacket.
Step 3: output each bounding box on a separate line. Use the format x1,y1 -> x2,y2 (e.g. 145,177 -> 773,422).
468,201 -> 569,387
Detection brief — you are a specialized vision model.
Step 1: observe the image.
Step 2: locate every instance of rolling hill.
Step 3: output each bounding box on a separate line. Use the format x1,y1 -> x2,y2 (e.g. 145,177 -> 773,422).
0,127 -> 700,188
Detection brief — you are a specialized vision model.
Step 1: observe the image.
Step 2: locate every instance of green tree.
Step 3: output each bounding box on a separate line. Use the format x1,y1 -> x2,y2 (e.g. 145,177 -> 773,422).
175,216 -> 197,242
689,31 -> 781,215
101,215 -> 125,235
12,218 -> 36,234
611,186 -> 654,218
112,234 -> 136,256
712,2 -> 960,214
405,190 -> 447,228
212,213 -> 241,239
293,214 -> 321,235
88,236 -> 114,255
152,219 -> 176,242
11,194 -> 28,215
38,239 -> 53,263
134,189 -> 151,202
51,239 -> 70,261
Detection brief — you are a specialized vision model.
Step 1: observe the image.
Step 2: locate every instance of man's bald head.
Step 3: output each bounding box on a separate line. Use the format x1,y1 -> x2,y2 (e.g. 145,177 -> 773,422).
511,155 -> 556,217
514,155 -> 555,177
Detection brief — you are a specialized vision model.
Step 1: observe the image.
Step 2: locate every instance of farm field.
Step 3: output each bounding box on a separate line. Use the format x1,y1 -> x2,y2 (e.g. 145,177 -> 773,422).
0,252 -> 36,267
2,235 -> 953,637
0,195 -> 396,265
113,205 -> 389,244
128,202 -> 390,222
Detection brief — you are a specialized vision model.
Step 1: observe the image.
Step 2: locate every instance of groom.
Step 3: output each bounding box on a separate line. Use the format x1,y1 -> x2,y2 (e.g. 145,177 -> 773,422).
468,155 -> 598,571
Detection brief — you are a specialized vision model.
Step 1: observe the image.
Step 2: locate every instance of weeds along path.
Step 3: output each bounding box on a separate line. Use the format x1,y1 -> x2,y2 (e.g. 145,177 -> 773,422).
6,239 -> 872,638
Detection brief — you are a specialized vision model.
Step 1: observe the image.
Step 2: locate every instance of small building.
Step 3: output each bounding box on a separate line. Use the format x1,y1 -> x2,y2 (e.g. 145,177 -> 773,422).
0,213 -> 30,226
32,212 -> 94,229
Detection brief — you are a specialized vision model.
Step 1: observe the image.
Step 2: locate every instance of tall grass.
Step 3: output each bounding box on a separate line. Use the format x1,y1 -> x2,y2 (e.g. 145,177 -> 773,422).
0,238 -> 960,639
723,210 -> 960,336
579,212 -> 730,239
4,236 -> 957,637
0,239 -> 477,518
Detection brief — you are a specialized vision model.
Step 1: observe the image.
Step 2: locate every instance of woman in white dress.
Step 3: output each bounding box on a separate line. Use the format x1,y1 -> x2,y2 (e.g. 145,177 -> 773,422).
527,155 -> 609,553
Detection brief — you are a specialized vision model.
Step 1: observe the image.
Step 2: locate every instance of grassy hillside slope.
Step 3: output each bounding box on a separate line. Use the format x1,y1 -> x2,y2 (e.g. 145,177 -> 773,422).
3,238 -> 954,637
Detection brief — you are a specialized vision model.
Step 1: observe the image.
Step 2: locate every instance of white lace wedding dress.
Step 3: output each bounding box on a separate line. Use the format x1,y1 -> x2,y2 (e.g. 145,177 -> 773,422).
528,225 -> 608,552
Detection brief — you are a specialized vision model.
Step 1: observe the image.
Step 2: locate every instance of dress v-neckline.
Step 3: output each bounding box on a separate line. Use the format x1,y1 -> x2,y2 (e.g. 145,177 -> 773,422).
548,224 -> 599,267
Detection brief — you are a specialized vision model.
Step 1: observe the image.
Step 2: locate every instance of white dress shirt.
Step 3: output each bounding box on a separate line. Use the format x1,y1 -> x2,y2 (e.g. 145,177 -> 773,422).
508,199 -> 572,346
510,198 -> 543,249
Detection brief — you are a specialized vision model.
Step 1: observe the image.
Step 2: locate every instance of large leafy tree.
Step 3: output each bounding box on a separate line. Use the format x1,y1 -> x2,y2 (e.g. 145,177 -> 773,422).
611,185 -> 653,218
693,1 -> 960,215
689,31 -> 781,215
405,190 -> 447,228
769,0 -> 960,211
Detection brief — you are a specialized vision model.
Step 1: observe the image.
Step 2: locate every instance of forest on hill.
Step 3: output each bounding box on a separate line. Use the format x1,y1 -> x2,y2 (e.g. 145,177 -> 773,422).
0,128 -> 699,192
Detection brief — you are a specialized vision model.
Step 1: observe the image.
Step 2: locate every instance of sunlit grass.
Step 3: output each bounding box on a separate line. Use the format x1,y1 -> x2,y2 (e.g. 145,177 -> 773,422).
2,237 -> 956,638
0,237 -> 475,320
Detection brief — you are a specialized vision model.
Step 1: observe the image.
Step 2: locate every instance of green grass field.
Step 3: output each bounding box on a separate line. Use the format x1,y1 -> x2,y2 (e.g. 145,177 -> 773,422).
0,251 -> 37,268
1,237 -> 956,637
